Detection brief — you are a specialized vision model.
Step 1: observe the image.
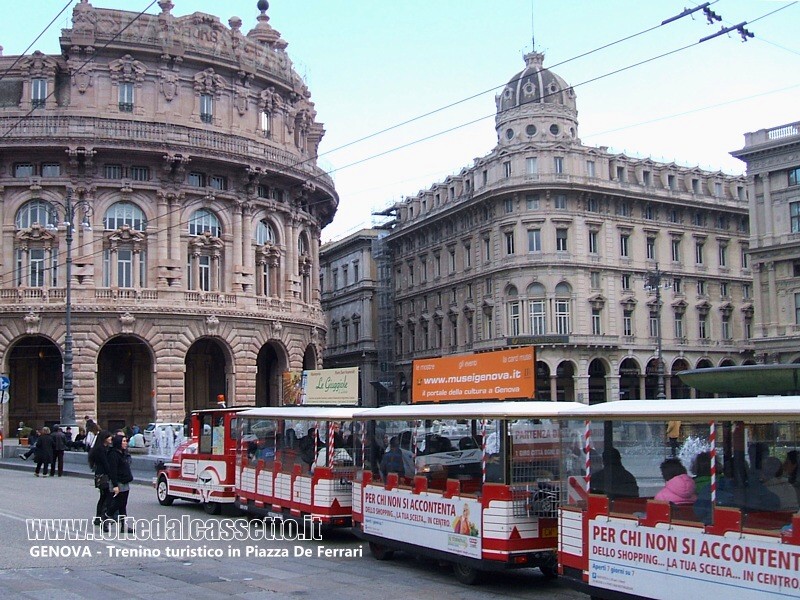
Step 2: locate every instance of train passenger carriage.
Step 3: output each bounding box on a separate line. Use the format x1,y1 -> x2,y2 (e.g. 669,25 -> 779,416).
557,396 -> 800,600
352,401 -> 587,584
236,406 -> 361,527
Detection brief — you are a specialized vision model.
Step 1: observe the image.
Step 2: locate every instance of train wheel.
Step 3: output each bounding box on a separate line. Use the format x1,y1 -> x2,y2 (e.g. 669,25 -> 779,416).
452,562 -> 482,585
539,564 -> 558,579
368,542 -> 394,561
204,501 -> 221,515
156,476 -> 174,506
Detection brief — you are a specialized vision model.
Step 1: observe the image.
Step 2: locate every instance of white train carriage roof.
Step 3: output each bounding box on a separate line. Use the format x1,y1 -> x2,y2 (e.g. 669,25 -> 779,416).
573,396 -> 800,422
353,400 -> 588,420
238,406 -> 362,420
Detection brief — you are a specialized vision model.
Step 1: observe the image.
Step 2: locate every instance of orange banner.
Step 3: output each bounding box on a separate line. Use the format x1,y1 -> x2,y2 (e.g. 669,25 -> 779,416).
412,347 -> 536,403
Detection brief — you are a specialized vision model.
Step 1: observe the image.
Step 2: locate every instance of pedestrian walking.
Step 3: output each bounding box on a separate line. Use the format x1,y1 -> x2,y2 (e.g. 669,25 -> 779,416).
33,427 -> 55,477
88,430 -> 113,528
51,426 -> 67,476
106,434 -> 134,533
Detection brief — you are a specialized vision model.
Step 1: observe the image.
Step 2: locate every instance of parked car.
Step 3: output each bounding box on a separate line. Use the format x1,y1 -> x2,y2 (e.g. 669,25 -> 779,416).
143,422 -> 184,446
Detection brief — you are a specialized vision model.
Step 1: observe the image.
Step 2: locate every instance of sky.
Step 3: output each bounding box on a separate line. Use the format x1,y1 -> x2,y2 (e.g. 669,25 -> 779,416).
1,1 -> 798,243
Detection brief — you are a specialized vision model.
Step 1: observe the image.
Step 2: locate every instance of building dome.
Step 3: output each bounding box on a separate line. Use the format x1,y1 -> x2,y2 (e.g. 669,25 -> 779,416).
497,52 -> 576,111
495,51 -> 579,146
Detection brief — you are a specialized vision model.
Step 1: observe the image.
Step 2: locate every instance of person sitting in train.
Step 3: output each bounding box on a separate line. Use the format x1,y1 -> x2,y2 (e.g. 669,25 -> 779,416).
784,450 -> 800,503
655,458 -> 697,505
589,447 -> 639,499
693,452 -> 735,524
380,436 -> 407,481
760,456 -> 799,511
299,428 -> 317,467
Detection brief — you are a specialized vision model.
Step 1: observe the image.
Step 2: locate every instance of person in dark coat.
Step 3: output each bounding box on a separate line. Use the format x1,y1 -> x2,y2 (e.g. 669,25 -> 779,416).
88,430 -> 114,527
590,447 -> 639,499
20,427 -> 40,460
106,434 -> 134,533
34,427 -> 55,476
51,426 -> 68,477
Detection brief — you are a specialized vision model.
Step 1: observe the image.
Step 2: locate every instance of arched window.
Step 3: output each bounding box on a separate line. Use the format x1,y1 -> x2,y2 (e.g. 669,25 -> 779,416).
255,219 -> 277,245
298,233 -> 309,255
527,282 -> 547,335
555,282 -> 572,335
15,199 -> 56,230
104,201 -> 146,231
188,208 -> 221,237
506,285 -> 520,336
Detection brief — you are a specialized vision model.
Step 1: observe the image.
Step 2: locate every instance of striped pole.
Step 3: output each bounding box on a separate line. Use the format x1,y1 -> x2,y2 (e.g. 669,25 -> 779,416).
481,419 -> 487,484
313,421 -> 318,467
360,423 -> 366,470
709,421 -> 716,504
584,420 -> 592,489
328,421 -> 335,467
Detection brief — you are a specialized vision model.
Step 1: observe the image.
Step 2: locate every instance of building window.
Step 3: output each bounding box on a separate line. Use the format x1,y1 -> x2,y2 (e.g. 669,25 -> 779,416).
590,271 -> 601,289
188,208 -> 220,237
669,209 -> 679,224
718,244 -> 728,267
791,202 -> 800,233
644,205 -> 654,220
698,314 -> 708,339
485,277 -> 493,294
41,163 -> 60,177
31,78 -> 47,108
130,166 -> 150,181
741,247 -> 749,269
667,174 -> 676,190
789,167 -> 800,187
673,277 -> 682,294
188,172 -> 206,187
14,163 -> 34,177
529,300 -> 546,335
697,280 -> 706,295
671,239 -> 681,262
643,170 -> 652,186
508,301 -> 520,336
742,283 -> 751,299
555,299 -> 570,334
554,194 -> 567,209
210,175 -> 227,191
255,220 -> 276,245
526,157 -> 538,175
503,161 -> 512,178
586,160 -> 596,178
619,234 -> 629,257
587,197 -> 599,213
796,293 -> 800,325
592,308 -> 602,335
261,111 -> 272,137
646,237 -> 656,260
556,228 -> 568,252
623,310 -> 633,336
104,201 -> 146,231
448,249 -> 456,273
649,311 -> 659,338
622,273 -> 631,290
104,164 -> 123,179
616,166 -> 625,182
505,231 -> 515,255
504,198 -> 513,213
483,237 -> 491,261
463,244 -> 471,268
554,157 -> 564,174
15,199 -> 56,229
693,212 -> 706,227
588,230 -> 599,254
720,282 -> 729,298
526,194 -> 539,209
200,94 -> 213,123
692,179 -> 700,194
744,317 -> 752,340
675,313 -> 684,339
119,82 -> 134,112
695,241 -> 705,265
721,314 -> 731,340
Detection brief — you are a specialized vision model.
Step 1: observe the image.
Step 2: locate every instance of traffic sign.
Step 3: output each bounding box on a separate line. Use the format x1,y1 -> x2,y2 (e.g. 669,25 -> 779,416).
0,390 -> 8,404
0,375 -> 9,391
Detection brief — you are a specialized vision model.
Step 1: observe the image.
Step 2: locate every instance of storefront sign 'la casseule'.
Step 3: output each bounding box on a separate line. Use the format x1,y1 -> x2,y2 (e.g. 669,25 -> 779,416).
303,367 -> 359,406
412,347 -> 536,403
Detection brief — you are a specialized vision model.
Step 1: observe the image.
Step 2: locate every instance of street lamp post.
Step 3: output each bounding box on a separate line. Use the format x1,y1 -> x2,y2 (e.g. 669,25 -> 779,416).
53,188 -> 92,428
645,264 -> 668,400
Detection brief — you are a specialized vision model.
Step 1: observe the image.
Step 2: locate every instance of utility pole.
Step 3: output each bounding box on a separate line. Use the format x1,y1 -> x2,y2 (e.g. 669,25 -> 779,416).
644,265 -> 669,400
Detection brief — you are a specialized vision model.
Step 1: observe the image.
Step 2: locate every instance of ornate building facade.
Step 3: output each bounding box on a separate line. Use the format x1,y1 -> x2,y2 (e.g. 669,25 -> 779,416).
383,52 -> 753,404
731,121 -> 800,363
0,0 -> 337,432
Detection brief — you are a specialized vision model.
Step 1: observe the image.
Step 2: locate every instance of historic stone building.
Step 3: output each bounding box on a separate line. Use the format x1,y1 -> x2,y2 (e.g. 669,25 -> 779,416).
731,121 -> 800,363
0,0 -> 337,432
319,228 -> 392,407
382,52 -> 753,404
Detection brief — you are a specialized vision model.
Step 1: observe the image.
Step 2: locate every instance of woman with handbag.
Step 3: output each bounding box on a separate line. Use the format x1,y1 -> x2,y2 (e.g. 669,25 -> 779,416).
88,431 -> 113,528
107,434 -> 134,533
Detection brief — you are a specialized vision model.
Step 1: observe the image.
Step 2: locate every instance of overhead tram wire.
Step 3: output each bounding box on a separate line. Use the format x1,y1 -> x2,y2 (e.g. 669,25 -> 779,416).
0,3 -> 785,284
0,0 -> 159,141
0,0 -> 73,86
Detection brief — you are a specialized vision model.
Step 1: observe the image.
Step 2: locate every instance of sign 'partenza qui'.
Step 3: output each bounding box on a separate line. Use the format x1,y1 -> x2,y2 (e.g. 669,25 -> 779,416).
303,367 -> 359,406
412,347 -> 536,403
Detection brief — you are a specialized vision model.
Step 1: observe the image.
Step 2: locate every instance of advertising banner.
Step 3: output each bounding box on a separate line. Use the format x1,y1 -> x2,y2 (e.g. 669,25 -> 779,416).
412,347 -> 535,403
362,486 -> 482,558
588,518 -> 800,599
282,371 -> 304,406
303,368 -> 359,406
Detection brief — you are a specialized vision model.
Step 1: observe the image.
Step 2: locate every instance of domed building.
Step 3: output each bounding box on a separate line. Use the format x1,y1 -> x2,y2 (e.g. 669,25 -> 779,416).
0,0 -> 337,432
379,52 -> 753,403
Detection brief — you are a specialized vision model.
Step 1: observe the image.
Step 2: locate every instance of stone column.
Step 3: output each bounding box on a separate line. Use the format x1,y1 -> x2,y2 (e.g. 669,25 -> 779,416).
232,201 -> 243,287
549,375 -> 557,402
310,229 -> 320,304
170,197 -> 181,263
156,193 -> 169,282
763,174 -> 773,244
767,262 -> 779,337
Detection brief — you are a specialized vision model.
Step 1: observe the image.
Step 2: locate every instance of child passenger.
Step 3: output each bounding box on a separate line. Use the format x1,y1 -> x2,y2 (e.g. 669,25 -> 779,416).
655,458 -> 697,505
